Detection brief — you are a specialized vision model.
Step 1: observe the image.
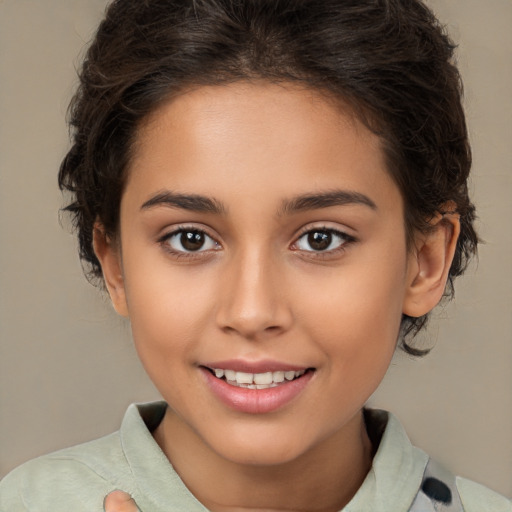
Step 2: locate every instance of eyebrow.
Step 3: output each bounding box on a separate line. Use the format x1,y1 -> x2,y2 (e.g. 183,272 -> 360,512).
279,190 -> 377,215
140,191 -> 226,214
140,189 -> 377,216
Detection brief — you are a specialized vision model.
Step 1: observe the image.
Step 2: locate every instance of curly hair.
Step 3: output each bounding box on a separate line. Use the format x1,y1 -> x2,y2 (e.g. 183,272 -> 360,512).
58,0 -> 478,355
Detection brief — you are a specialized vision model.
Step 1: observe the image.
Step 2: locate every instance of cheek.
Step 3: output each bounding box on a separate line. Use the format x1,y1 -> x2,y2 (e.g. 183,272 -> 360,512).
300,251 -> 407,379
122,257 -> 217,366
303,260 -> 405,336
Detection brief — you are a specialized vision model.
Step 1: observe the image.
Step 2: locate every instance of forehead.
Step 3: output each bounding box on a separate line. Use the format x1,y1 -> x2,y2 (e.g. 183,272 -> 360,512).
125,81 -> 400,214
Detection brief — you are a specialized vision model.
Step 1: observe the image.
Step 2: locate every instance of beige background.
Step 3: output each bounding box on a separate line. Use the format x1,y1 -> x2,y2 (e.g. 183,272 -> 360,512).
1,0 -> 511,497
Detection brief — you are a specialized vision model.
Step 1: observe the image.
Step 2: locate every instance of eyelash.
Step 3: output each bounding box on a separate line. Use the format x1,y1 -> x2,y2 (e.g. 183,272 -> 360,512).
158,226 -> 220,259
158,225 -> 356,260
291,226 -> 356,258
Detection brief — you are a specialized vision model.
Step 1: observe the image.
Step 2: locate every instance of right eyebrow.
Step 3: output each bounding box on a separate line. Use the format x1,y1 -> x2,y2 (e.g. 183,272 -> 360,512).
140,191 -> 226,214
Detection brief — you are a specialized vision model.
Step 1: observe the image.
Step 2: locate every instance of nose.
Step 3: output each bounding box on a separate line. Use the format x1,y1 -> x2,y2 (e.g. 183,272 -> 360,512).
215,247 -> 293,340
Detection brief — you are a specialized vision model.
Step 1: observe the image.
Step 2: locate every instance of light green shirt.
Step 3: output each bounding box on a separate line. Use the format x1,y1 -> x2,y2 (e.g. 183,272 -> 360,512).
0,402 -> 510,511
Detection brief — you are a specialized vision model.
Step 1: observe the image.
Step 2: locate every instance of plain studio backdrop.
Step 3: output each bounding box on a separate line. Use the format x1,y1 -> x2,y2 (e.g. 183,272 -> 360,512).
0,0 -> 511,497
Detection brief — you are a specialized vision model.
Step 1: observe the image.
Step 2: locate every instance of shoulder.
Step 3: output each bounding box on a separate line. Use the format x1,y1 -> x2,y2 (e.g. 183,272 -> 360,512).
410,456 -> 511,512
361,409 -> 511,512
456,476 -> 512,512
0,431 -> 133,511
0,402 -> 167,511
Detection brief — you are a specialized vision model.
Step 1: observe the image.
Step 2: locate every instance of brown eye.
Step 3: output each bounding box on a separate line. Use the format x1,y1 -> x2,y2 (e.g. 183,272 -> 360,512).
181,231 -> 205,251
295,228 -> 350,252
165,229 -> 218,253
308,231 -> 332,251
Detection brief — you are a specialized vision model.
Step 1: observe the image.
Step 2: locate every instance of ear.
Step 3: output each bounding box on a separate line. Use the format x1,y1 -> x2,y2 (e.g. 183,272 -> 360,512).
93,223 -> 129,317
403,211 -> 460,318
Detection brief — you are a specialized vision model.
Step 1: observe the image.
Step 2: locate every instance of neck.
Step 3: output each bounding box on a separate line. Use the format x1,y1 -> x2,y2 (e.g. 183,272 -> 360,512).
153,408 -> 373,512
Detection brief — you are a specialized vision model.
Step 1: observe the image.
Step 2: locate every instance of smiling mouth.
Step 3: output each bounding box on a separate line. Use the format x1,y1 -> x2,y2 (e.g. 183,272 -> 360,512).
204,367 -> 314,389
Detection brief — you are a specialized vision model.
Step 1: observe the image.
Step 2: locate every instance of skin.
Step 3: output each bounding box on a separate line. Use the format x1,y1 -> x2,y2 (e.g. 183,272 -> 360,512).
104,491 -> 139,512
96,82 -> 459,512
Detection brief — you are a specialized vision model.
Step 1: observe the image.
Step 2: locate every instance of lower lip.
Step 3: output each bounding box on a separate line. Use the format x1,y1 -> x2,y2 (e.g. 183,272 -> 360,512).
201,368 -> 314,414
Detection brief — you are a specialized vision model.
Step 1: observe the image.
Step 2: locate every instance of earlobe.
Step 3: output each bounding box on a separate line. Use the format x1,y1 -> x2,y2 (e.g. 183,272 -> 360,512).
93,223 -> 129,318
403,211 -> 461,318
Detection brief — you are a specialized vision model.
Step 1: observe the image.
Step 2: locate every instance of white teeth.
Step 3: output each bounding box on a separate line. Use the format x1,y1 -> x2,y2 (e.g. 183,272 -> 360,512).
211,367 -> 308,387
273,371 -> 285,383
253,372 -> 273,385
235,371 -> 254,384
224,369 -> 236,381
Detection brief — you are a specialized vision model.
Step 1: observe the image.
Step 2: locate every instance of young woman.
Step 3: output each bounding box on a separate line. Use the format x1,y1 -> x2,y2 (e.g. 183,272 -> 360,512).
1,1 -> 509,511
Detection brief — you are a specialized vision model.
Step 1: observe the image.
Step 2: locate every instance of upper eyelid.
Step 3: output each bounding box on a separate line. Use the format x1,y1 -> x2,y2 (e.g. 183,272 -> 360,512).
158,224 -> 218,241
293,224 -> 354,240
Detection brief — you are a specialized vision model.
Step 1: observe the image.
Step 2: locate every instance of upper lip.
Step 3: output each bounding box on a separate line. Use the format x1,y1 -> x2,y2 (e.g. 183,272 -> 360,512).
201,359 -> 310,373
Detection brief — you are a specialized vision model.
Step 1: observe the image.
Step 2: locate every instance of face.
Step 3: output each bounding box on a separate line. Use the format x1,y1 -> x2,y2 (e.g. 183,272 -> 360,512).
99,82 -> 434,466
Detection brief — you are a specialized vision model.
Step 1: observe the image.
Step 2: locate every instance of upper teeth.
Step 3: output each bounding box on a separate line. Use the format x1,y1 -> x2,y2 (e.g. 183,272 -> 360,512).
213,369 -> 305,388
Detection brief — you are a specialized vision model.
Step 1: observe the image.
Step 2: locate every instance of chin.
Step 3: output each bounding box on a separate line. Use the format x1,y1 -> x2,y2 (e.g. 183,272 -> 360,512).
222,444 -> 304,467
208,426 -> 315,467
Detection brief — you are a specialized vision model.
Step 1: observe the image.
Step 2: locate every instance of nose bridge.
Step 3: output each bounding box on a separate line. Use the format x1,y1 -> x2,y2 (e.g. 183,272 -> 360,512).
216,243 -> 290,338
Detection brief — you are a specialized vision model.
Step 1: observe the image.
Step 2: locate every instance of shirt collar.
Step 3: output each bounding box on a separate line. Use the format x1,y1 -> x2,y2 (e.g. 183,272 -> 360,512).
345,409 -> 429,511
120,401 -> 208,511
120,402 -> 428,512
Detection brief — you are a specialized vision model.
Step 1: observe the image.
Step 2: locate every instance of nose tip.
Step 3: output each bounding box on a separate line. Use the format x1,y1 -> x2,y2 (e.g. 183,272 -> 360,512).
215,254 -> 292,340
221,310 -> 286,340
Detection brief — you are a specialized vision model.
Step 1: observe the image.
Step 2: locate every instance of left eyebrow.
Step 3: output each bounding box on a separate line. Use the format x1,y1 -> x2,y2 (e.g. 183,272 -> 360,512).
140,191 -> 226,214
279,190 -> 377,216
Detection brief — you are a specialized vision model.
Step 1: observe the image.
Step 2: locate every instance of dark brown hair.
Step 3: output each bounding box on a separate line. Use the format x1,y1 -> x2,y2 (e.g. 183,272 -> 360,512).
59,0 -> 478,355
